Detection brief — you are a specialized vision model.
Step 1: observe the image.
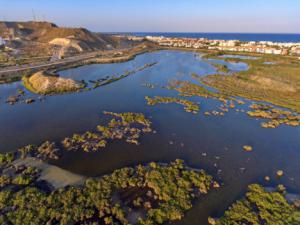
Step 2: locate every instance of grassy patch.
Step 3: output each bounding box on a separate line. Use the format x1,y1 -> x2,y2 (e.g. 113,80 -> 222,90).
202,53 -> 300,113
167,77 -> 231,103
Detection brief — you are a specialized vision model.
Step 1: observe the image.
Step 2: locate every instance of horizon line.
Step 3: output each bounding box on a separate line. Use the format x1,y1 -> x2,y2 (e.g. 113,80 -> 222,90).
104,31 -> 300,35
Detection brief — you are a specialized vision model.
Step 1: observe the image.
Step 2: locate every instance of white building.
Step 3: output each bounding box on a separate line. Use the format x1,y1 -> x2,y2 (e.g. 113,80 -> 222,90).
219,40 -> 238,47
0,37 -> 5,46
291,46 -> 300,55
264,48 -> 282,55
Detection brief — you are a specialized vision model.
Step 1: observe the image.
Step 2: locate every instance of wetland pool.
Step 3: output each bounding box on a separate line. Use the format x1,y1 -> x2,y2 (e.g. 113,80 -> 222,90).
0,50 -> 300,224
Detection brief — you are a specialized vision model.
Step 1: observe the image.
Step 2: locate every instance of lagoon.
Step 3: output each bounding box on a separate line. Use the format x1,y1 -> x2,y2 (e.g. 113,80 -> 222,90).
0,50 -> 299,224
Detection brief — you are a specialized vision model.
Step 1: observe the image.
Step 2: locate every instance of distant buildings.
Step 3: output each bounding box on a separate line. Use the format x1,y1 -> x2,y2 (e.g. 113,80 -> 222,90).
0,37 -> 5,47
125,35 -> 145,41
291,46 -> 300,55
139,35 -> 300,56
219,40 -> 239,47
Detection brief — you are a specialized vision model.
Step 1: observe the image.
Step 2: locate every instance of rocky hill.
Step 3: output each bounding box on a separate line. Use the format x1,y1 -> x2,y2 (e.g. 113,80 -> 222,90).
0,21 -> 136,56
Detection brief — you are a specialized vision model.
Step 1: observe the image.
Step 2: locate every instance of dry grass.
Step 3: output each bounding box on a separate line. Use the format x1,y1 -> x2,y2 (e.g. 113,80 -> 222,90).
23,71 -> 81,95
202,53 -> 300,112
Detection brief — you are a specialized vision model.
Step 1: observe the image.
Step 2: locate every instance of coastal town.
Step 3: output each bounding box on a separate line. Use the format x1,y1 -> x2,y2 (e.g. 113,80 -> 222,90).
125,35 -> 300,56
1,27 -> 300,75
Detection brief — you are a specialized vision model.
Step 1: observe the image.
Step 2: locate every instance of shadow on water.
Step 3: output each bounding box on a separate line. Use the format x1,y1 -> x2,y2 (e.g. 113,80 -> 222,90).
0,50 -> 299,224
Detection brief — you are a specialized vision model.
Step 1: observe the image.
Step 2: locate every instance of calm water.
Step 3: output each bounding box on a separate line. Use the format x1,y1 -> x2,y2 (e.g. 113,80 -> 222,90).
0,50 -> 300,225
220,54 -> 259,60
113,32 -> 300,43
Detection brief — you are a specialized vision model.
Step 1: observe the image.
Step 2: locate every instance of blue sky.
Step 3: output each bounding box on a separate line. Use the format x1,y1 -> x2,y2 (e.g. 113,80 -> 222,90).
0,0 -> 299,33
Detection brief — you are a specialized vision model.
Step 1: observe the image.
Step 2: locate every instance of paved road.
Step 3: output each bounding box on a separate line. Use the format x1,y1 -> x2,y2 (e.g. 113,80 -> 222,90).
0,49 -> 124,75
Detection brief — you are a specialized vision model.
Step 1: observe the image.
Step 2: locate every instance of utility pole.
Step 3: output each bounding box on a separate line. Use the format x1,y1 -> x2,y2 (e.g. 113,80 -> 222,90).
32,9 -> 36,21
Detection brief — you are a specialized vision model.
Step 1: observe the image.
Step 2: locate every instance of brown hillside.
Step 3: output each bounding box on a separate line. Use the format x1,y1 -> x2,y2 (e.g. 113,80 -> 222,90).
0,21 -> 119,50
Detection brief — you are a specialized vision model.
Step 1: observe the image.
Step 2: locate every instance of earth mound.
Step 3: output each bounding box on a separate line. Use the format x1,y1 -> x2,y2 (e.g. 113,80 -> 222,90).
23,71 -> 82,94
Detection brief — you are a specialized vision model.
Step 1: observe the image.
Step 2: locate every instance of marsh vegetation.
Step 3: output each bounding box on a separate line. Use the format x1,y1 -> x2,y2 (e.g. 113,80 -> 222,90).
202,52 -> 300,113
0,111 -> 153,165
0,158 -> 215,225
211,63 -> 230,74
214,184 -> 300,225
63,111 -> 153,151
145,96 -> 199,114
167,79 -> 227,100
247,103 -> 300,128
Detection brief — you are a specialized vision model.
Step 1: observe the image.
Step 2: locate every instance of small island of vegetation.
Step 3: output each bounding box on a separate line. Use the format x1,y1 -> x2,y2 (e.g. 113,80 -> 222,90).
89,62 -> 157,89
247,103 -> 300,128
145,96 -> 199,114
63,111 -> 153,151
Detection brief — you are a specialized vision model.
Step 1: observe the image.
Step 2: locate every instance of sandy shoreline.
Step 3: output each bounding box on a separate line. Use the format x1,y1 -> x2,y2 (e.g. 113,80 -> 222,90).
13,157 -> 86,189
